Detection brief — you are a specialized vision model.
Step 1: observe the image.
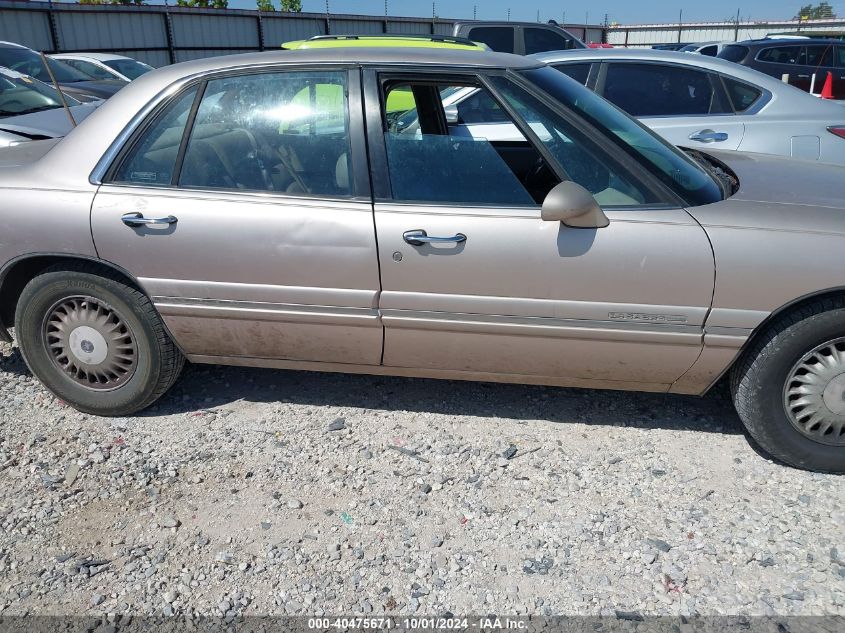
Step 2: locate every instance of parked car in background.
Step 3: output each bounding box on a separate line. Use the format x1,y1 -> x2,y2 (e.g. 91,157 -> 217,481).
0,41 -> 125,102
718,39 -> 844,99
1,48 -> 844,472
52,53 -> 153,82
282,34 -> 488,51
679,41 -> 732,56
535,49 -> 845,164
452,20 -> 585,54
0,67 -> 99,147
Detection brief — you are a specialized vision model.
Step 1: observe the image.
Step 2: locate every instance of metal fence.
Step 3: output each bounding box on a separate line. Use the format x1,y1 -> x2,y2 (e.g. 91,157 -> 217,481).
0,0 -> 466,67
607,17 -> 845,47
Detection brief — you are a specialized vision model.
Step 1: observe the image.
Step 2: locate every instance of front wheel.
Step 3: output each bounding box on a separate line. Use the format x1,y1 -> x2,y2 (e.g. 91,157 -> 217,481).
14,264 -> 184,416
731,298 -> 845,473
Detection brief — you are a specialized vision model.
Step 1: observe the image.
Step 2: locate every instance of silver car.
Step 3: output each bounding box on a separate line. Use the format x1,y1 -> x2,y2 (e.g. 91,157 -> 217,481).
0,48 -> 843,472
534,49 -> 845,164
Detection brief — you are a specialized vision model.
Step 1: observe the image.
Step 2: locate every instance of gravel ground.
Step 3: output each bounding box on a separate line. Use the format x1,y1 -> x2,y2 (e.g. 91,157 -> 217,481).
0,334 -> 843,619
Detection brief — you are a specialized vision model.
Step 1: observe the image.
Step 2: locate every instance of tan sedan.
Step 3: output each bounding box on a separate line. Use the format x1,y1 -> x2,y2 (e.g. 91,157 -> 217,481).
0,48 -> 843,472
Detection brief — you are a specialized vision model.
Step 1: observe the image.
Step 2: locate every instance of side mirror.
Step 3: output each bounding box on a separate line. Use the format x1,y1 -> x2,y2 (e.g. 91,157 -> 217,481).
444,104 -> 459,125
541,181 -> 610,229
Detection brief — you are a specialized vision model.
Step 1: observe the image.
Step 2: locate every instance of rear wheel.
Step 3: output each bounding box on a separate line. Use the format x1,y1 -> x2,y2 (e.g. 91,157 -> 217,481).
14,264 -> 184,416
731,297 -> 845,473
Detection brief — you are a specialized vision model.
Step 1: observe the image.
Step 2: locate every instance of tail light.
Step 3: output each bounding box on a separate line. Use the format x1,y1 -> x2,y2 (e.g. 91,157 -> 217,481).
828,126 -> 845,140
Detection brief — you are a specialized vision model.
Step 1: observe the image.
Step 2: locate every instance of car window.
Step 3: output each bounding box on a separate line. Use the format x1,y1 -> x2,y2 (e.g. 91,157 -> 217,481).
517,66 -> 723,207
0,70 -> 77,118
111,87 -> 198,187
757,46 -> 801,64
699,45 -> 718,57
838,46 -> 845,67
454,88 -> 512,123
552,63 -> 591,85
603,63 -> 720,117
798,45 -> 834,67
0,47 -> 91,83
488,76 -> 655,207
103,59 -> 153,80
467,27 -> 515,53
719,44 -> 749,62
382,81 -> 558,206
64,59 -> 115,81
179,71 -> 351,197
524,27 -> 575,54
722,76 -> 763,112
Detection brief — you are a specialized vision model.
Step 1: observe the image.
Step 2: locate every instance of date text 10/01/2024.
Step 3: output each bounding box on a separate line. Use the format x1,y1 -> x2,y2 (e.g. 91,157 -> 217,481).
308,618 -> 528,630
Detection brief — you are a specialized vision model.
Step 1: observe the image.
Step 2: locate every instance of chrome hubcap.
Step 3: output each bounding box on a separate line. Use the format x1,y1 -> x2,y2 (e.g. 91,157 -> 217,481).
783,337 -> 845,446
43,296 -> 137,391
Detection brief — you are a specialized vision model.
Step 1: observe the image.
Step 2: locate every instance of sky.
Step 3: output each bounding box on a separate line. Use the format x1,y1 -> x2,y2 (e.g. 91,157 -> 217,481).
223,0 -> 845,25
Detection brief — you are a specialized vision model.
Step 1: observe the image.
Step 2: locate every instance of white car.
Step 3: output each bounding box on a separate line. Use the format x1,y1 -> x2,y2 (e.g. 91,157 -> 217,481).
51,53 -> 153,82
533,49 -> 845,165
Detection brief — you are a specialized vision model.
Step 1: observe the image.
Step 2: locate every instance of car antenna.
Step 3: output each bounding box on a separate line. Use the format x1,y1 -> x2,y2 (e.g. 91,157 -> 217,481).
39,51 -> 77,128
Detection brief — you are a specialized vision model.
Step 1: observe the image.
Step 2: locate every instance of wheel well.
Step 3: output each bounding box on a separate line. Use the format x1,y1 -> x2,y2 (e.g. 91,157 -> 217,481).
0,255 -> 144,337
723,287 -> 845,381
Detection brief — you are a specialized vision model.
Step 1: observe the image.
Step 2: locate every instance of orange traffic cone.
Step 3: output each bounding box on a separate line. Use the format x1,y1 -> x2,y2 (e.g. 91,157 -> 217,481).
820,71 -> 834,99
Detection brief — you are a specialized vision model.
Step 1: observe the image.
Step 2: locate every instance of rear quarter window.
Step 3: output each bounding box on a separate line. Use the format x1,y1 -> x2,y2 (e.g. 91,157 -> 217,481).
719,45 -> 749,63
467,27 -> 515,54
721,76 -> 763,112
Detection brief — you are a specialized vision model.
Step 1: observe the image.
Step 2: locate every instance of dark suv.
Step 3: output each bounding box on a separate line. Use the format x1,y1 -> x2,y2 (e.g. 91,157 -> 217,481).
718,38 -> 844,99
452,20 -> 586,54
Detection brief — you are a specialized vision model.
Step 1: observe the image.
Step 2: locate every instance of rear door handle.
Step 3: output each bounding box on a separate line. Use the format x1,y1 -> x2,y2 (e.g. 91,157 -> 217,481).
403,229 -> 466,246
688,129 -> 729,143
121,212 -> 178,227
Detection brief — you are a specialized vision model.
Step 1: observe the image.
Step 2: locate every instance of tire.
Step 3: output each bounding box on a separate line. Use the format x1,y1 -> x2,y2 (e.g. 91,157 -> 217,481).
731,297 -> 845,473
14,263 -> 184,416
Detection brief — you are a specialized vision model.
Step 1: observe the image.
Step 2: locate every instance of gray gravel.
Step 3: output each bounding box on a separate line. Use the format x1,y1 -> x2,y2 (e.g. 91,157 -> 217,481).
0,335 -> 843,618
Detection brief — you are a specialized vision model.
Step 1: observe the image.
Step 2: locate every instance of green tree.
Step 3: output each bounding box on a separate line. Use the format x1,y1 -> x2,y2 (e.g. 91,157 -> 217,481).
795,2 -> 836,19
280,0 -> 302,11
257,0 -> 275,10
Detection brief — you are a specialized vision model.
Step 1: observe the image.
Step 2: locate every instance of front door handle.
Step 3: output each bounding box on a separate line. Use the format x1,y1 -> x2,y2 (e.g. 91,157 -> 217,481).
403,229 -> 467,246
121,212 -> 178,227
688,129 -> 729,143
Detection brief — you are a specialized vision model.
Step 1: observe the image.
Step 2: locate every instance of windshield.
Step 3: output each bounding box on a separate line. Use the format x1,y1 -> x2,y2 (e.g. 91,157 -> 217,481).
514,66 -> 723,207
104,58 -> 153,80
0,47 -> 93,83
0,70 -> 79,118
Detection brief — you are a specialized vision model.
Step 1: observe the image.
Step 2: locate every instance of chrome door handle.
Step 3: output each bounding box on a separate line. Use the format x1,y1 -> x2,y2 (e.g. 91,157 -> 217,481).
121,212 -> 178,227
403,229 -> 467,246
688,129 -> 729,143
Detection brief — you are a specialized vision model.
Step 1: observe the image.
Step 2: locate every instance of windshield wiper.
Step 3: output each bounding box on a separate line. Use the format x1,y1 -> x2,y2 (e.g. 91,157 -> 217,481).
4,105 -> 62,116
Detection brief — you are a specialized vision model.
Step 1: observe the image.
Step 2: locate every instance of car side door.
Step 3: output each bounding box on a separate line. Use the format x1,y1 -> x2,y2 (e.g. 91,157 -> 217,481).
595,61 -> 745,151
90,67 -> 382,365
364,68 -> 715,389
